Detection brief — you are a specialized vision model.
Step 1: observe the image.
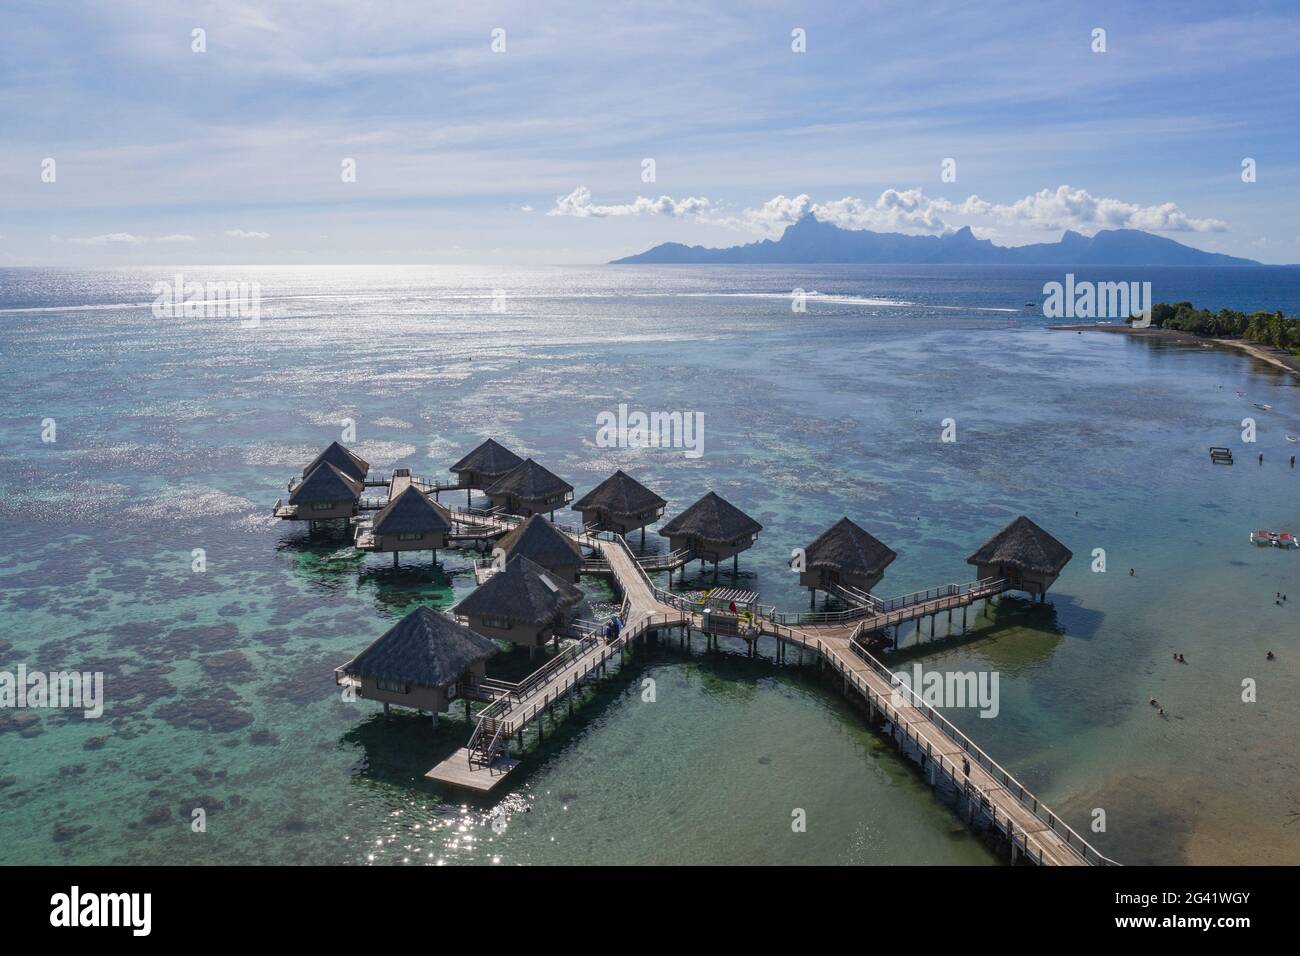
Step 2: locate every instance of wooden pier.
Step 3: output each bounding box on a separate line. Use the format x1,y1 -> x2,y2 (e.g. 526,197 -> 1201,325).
292,445 -> 1109,865
423,523 -> 1111,866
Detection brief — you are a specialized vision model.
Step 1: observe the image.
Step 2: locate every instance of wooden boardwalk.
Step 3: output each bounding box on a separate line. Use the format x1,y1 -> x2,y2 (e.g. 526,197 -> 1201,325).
428,533 -> 683,789
757,619 -> 1102,865
343,481 -> 1109,864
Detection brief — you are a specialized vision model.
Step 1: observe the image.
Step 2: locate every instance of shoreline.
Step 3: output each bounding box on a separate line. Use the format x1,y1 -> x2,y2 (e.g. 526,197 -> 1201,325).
1052,323 -> 1300,377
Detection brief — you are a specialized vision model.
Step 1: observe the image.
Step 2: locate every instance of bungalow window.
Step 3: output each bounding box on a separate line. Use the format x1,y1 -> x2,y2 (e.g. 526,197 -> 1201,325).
310,501 -> 335,511
376,677 -> 407,694
398,532 -> 423,541
481,614 -> 512,630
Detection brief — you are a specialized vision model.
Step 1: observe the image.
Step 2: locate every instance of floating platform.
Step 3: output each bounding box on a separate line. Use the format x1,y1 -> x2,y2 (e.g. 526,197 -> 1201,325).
425,748 -> 520,792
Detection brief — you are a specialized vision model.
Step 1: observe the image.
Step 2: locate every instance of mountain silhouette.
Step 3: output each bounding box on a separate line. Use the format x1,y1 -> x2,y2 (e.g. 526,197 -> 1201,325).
609,214 -> 1260,266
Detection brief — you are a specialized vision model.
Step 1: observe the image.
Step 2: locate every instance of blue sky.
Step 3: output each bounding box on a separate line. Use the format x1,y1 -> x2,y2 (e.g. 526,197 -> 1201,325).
3,0 -> 1298,264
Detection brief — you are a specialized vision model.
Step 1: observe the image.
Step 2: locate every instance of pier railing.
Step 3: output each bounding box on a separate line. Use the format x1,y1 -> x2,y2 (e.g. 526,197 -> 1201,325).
758,576 -> 1007,627
466,608 -> 685,766
513,633 -> 600,702
582,547 -> 693,574
836,634 -> 1117,866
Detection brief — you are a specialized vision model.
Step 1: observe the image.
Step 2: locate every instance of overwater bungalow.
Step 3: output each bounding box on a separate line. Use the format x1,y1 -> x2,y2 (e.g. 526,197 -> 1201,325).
966,515 -> 1072,601
334,606 -> 499,728
497,514 -> 584,582
659,491 -> 762,574
453,554 -> 583,657
484,459 -> 574,518
304,441 -> 369,484
363,484 -> 452,565
449,439 -> 525,490
571,469 -> 666,540
796,517 -> 897,609
283,462 -> 363,526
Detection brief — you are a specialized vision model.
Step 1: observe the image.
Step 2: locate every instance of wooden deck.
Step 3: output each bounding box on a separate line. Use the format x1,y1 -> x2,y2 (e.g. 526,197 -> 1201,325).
426,748 -> 520,791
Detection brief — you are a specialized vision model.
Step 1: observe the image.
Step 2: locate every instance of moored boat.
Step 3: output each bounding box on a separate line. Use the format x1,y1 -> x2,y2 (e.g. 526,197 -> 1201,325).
1250,530 -> 1277,546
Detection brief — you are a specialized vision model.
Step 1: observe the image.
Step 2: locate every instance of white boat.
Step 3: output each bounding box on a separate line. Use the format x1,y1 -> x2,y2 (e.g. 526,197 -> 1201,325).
1254,403 -> 1273,411
1287,435 -> 1298,443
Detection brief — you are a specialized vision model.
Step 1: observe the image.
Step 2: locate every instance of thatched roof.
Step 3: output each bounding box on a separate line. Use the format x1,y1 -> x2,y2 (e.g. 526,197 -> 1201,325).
450,438 -> 524,478
499,514 -> 583,568
289,461 -> 363,504
304,441 -> 369,482
485,458 -> 573,500
659,491 -> 762,542
798,517 -> 897,577
454,555 -> 582,626
372,485 -> 451,536
572,470 -> 666,516
966,516 -> 1072,575
339,606 -> 498,689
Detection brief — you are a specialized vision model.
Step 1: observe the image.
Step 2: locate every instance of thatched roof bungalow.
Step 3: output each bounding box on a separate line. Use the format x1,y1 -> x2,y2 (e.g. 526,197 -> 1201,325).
659,491 -> 762,570
497,514 -> 583,582
571,470 -> 666,536
288,461 -> 363,521
449,439 -> 524,489
334,606 -> 499,726
796,517 -> 896,607
966,515 -> 1072,600
368,485 -> 452,561
454,555 -> 582,654
485,459 -> 574,518
304,441 -> 369,483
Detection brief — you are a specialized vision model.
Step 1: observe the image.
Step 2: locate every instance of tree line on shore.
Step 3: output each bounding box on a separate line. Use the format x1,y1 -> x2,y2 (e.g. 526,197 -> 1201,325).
1139,301 -> 1300,351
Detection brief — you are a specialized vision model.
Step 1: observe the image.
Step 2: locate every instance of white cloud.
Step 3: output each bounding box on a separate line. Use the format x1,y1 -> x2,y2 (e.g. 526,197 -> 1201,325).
812,189 -> 952,232
548,185 -> 711,218
979,185 -> 1227,233
738,194 -> 815,233
224,229 -> 271,239
733,185 -> 1227,236
69,233 -> 145,245
156,233 -> 197,242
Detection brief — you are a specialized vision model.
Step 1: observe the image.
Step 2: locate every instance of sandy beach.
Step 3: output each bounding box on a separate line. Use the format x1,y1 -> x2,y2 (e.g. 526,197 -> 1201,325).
1053,323 -> 1300,377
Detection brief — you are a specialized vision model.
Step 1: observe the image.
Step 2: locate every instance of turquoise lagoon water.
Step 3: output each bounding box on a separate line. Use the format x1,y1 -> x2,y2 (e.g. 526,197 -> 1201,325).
2,264 -> 1299,865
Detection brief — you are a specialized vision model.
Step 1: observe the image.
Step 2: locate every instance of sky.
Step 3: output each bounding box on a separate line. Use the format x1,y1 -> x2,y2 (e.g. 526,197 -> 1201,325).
2,0 -> 1299,265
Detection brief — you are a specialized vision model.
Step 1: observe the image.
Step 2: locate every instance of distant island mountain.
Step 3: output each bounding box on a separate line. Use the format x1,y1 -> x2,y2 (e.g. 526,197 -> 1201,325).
610,214 -> 1261,266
